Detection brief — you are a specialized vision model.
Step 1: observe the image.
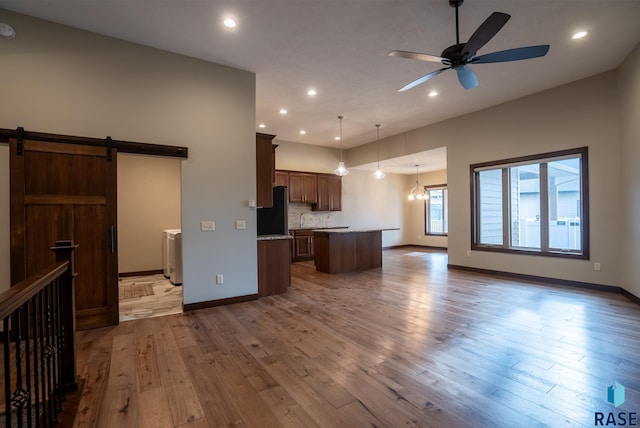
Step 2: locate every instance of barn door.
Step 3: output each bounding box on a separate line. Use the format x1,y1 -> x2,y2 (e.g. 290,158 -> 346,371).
10,138 -> 118,330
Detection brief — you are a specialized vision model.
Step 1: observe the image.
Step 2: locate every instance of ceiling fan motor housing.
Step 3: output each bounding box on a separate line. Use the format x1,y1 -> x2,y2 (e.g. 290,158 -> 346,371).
441,43 -> 467,66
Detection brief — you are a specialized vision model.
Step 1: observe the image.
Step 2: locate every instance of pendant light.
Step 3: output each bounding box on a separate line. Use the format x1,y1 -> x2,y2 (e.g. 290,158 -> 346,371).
334,115 -> 349,176
408,165 -> 428,201
372,124 -> 385,179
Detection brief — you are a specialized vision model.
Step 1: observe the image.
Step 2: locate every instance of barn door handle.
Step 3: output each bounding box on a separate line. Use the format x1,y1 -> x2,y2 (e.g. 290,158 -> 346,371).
109,225 -> 115,254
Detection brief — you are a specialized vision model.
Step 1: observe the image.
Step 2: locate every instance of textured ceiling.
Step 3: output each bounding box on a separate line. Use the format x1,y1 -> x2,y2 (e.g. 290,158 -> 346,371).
1,1 -> 639,174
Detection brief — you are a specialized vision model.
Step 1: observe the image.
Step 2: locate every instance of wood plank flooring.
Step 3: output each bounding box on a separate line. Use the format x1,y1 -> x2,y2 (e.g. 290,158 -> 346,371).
118,274 -> 183,321
70,248 -> 640,427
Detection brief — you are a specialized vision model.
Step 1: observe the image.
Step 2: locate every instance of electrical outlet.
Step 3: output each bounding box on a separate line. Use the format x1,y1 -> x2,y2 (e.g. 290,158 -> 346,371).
466,250 -> 472,257
216,274 -> 223,284
201,221 -> 215,231
235,220 -> 246,230
594,262 -> 601,271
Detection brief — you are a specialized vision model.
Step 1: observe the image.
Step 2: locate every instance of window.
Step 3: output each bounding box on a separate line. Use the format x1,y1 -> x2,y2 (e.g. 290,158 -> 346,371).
471,147 -> 589,258
424,185 -> 448,235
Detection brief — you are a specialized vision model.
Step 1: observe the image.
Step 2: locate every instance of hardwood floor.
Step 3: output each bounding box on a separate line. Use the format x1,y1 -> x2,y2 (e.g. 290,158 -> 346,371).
71,248 -> 640,427
118,274 -> 183,321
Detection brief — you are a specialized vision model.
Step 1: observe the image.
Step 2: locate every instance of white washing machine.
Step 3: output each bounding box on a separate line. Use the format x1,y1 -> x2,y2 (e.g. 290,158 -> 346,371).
167,230 -> 183,286
162,229 -> 181,278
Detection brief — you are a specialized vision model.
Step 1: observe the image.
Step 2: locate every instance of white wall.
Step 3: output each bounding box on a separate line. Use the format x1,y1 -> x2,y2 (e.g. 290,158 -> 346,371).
0,11 -> 257,305
618,42 -> 640,297
0,144 -> 9,294
342,169 -> 405,247
117,153 -> 181,274
275,139 -> 341,173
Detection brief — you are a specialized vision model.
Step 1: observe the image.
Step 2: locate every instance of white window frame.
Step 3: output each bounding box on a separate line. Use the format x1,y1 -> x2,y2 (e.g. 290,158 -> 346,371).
424,185 -> 448,236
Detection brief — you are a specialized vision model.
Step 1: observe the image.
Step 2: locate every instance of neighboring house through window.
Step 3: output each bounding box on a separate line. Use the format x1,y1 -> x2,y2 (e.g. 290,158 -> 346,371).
470,147 -> 588,258
424,185 -> 448,235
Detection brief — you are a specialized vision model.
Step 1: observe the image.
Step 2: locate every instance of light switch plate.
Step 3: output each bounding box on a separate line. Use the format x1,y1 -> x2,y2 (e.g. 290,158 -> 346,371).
201,221 -> 215,231
235,220 -> 246,230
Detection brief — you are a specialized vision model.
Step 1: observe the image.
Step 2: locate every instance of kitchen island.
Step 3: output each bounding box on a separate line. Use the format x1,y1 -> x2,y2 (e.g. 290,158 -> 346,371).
313,228 -> 388,274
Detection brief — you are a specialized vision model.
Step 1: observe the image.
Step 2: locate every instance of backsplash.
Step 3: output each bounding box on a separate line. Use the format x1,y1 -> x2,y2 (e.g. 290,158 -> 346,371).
288,203 -> 343,228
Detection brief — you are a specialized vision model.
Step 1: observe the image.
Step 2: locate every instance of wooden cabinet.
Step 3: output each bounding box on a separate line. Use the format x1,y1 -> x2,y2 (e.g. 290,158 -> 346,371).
256,133 -> 276,208
276,170 -> 342,211
292,229 -> 314,261
314,174 -> 342,211
257,238 -> 291,296
275,170 -> 289,187
288,172 -> 317,204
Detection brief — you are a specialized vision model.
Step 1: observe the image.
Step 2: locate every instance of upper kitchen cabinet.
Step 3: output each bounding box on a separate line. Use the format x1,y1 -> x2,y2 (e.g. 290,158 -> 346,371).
314,173 -> 342,211
275,170 -> 289,188
289,172 -> 318,204
256,133 -> 276,208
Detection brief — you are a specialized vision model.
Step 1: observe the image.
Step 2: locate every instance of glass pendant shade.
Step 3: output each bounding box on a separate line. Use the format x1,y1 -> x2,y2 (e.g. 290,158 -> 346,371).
373,169 -> 386,179
334,161 -> 349,176
408,165 -> 429,201
334,115 -> 349,176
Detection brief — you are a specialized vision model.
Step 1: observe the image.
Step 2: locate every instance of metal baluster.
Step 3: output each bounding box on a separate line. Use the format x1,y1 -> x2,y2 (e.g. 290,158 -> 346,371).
38,290 -> 48,428
53,278 -> 63,416
3,317 -> 11,428
44,286 -> 53,426
24,301 -> 33,428
14,307 -> 24,428
31,293 -> 41,428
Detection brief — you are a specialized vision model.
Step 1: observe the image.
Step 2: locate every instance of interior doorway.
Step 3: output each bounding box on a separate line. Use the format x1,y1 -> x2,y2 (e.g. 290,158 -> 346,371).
116,153 -> 183,321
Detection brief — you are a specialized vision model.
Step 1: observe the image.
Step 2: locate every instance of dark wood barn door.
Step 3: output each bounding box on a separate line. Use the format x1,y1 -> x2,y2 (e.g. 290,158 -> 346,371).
10,139 -> 118,330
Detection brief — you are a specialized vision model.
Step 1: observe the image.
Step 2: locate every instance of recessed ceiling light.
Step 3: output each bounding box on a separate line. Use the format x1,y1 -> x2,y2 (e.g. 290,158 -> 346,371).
279,109 -> 288,114
0,23 -> 16,39
223,18 -> 237,28
307,89 -> 317,96
299,130 -> 306,135
258,123 -> 266,128
572,31 -> 587,40
428,91 -> 438,97
334,136 -> 341,141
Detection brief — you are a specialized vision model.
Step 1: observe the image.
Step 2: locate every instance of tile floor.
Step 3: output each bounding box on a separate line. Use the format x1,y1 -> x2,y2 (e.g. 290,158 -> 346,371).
118,274 -> 183,322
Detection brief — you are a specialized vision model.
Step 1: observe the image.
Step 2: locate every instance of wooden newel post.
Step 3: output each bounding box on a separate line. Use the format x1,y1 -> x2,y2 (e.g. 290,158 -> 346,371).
50,240 -> 79,392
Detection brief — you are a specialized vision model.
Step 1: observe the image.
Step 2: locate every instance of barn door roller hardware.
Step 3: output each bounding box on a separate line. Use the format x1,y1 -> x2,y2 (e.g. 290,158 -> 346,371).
105,136 -> 113,161
16,126 -> 24,155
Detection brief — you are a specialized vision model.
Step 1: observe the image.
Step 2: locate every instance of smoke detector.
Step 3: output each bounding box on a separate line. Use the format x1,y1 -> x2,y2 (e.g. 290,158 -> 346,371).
0,23 -> 16,40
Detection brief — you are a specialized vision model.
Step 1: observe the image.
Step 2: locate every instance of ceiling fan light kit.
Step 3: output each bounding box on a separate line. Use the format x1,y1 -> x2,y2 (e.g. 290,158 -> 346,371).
389,0 -> 550,91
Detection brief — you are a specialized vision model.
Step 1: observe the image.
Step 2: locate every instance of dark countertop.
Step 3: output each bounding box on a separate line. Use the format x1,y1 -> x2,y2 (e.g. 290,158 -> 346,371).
257,234 -> 293,241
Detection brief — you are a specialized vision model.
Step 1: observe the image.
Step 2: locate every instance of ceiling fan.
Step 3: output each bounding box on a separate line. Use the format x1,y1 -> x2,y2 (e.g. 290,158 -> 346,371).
389,0 -> 550,91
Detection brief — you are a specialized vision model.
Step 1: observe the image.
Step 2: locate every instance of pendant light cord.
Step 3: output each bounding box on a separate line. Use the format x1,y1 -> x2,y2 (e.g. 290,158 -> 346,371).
376,124 -> 381,168
338,115 -> 344,162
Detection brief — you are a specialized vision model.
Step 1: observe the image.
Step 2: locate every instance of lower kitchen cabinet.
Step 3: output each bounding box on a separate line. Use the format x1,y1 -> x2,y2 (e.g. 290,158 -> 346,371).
292,229 -> 314,262
257,237 -> 291,297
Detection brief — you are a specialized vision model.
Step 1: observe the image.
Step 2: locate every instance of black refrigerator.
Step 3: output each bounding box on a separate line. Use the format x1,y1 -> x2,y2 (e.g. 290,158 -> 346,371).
257,186 -> 289,235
